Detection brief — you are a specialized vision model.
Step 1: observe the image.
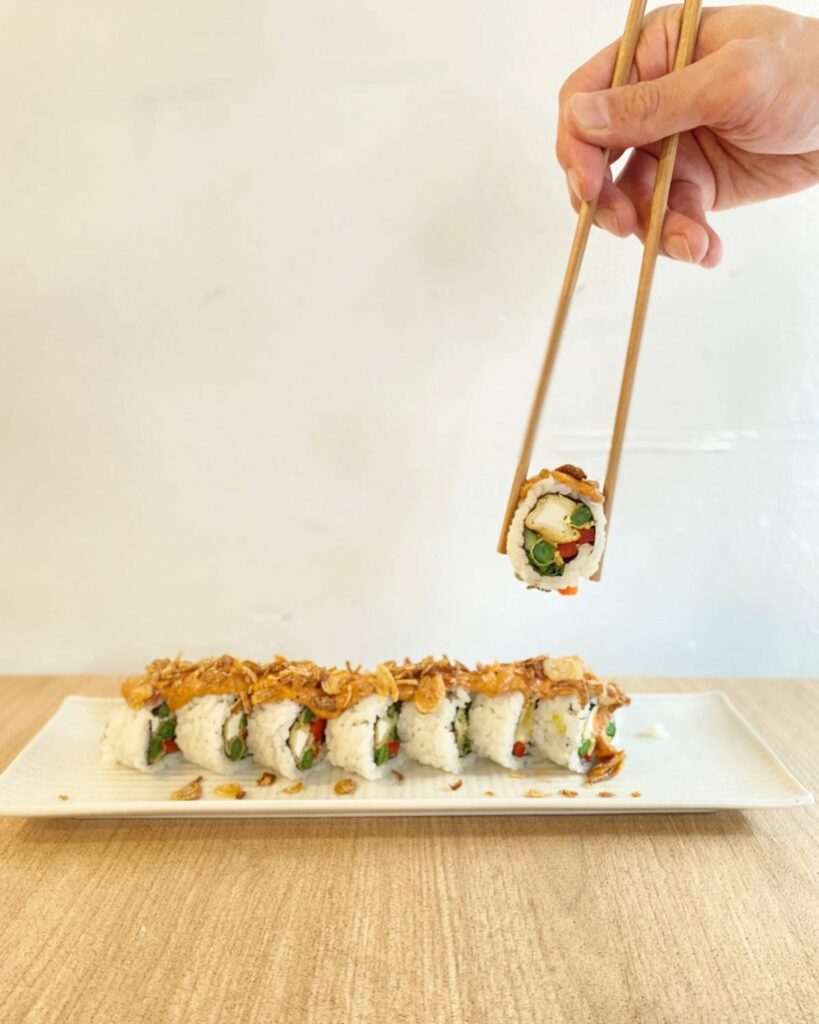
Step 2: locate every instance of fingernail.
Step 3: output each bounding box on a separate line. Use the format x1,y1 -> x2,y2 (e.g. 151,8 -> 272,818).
666,234 -> 694,262
567,169 -> 583,201
597,209 -> 620,235
568,92 -> 610,132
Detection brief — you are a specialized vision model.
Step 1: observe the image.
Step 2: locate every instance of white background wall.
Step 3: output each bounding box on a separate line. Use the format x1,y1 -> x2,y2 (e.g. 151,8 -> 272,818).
1,1 -> 817,677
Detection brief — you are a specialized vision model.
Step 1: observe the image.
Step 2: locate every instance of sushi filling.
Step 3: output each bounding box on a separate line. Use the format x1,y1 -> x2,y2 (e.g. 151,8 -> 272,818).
288,707 -> 327,772
453,704 -> 471,757
373,703 -> 401,766
223,707 -> 249,761
578,702 -> 599,762
523,494 -> 596,577
148,700 -> 178,765
511,702 -> 535,759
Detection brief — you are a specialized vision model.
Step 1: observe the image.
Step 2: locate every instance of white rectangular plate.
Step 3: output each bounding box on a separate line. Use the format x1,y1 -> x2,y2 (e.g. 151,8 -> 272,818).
0,693 -> 811,817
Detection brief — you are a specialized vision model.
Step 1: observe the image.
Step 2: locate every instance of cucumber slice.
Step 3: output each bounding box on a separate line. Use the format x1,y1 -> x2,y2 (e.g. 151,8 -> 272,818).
579,738 -> 592,757
151,701 -> 170,718
374,744 -> 389,766
300,748 -> 315,771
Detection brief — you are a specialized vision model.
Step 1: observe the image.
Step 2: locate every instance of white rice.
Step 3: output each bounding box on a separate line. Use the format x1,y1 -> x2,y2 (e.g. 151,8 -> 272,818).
326,694 -> 401,781
507,476 -> 606,591
532,695 -> 599,773
398,689 -> 474,774
247,701 -> 311,780
468,692 -> 529,770
101,704 -> 180,774
175,694 -> 244,775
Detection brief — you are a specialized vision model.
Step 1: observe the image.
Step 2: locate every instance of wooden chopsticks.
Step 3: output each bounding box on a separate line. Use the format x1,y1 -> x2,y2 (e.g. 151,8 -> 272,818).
593,0 -> 702,578
497,0 -> 703,567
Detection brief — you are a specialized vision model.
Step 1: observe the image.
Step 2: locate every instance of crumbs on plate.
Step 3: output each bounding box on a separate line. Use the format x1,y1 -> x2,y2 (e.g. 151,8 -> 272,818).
170,776 -> 203,802
283,782 -> 304,795
334,779 -> 356,796
560,789 -> 578,798
213,783 -> 245,800
256,772 -> 277,787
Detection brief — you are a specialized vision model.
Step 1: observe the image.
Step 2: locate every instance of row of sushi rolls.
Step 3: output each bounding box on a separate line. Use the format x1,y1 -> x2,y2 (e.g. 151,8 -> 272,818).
103,466 -> 626,787
102,651 -> 629,785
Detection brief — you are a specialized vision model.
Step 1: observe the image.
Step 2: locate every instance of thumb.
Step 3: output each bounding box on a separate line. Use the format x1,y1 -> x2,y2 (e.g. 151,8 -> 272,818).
565,53 -> 726,149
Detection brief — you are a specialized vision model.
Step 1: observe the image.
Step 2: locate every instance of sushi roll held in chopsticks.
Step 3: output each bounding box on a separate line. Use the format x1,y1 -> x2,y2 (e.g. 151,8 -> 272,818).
506,465 -> 606,594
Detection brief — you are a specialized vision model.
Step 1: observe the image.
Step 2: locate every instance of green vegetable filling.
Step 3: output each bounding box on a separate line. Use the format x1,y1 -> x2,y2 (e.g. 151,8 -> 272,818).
151,701 -> 171,718
147,735 -> 165,764
454,705 -> 471,757
372,704 -> 400,765
523,528 -> 563,577
605,720 -> 616,738
288,707 -> 324,772
227,737 -> 246,761
155,718 -> 176,741
578,738 -> 592,758
570,504 -> 593,527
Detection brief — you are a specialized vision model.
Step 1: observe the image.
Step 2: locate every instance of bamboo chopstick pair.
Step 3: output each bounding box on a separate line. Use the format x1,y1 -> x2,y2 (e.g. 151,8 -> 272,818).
498,0 -> 703,578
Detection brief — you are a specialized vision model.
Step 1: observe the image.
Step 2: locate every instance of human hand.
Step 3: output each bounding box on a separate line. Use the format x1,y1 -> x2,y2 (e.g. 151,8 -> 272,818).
557,4 -> 819,267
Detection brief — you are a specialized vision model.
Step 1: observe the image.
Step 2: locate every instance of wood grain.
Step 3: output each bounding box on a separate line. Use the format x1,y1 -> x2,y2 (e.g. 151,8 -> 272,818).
0,675 -> 817,1024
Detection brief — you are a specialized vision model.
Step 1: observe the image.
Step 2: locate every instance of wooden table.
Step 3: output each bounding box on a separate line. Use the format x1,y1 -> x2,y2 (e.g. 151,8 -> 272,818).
0,676 -> 816,1024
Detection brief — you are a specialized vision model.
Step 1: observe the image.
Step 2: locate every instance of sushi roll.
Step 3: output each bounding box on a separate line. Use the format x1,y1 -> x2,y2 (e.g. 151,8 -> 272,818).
174,695 -> 250,775
101,695 -> 180,774
326,693 -> 402,781
532,695 -> 600,772
506,465 -> 606,594
398,687 -> 473,774
527,655 -> 627,773
156,654 -> 257,775
468,691 -> 536,770
247,701 -> 327,779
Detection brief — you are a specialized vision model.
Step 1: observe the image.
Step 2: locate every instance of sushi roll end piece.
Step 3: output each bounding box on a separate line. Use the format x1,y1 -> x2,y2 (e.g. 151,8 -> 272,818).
101,698 -> 180,774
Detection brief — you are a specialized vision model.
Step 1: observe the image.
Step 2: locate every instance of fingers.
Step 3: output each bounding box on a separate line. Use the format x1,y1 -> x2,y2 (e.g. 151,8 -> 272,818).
566,173 -> 638,238
563,49 -> 733,154
557,38 -> 625,202
614,149 -> 722,266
